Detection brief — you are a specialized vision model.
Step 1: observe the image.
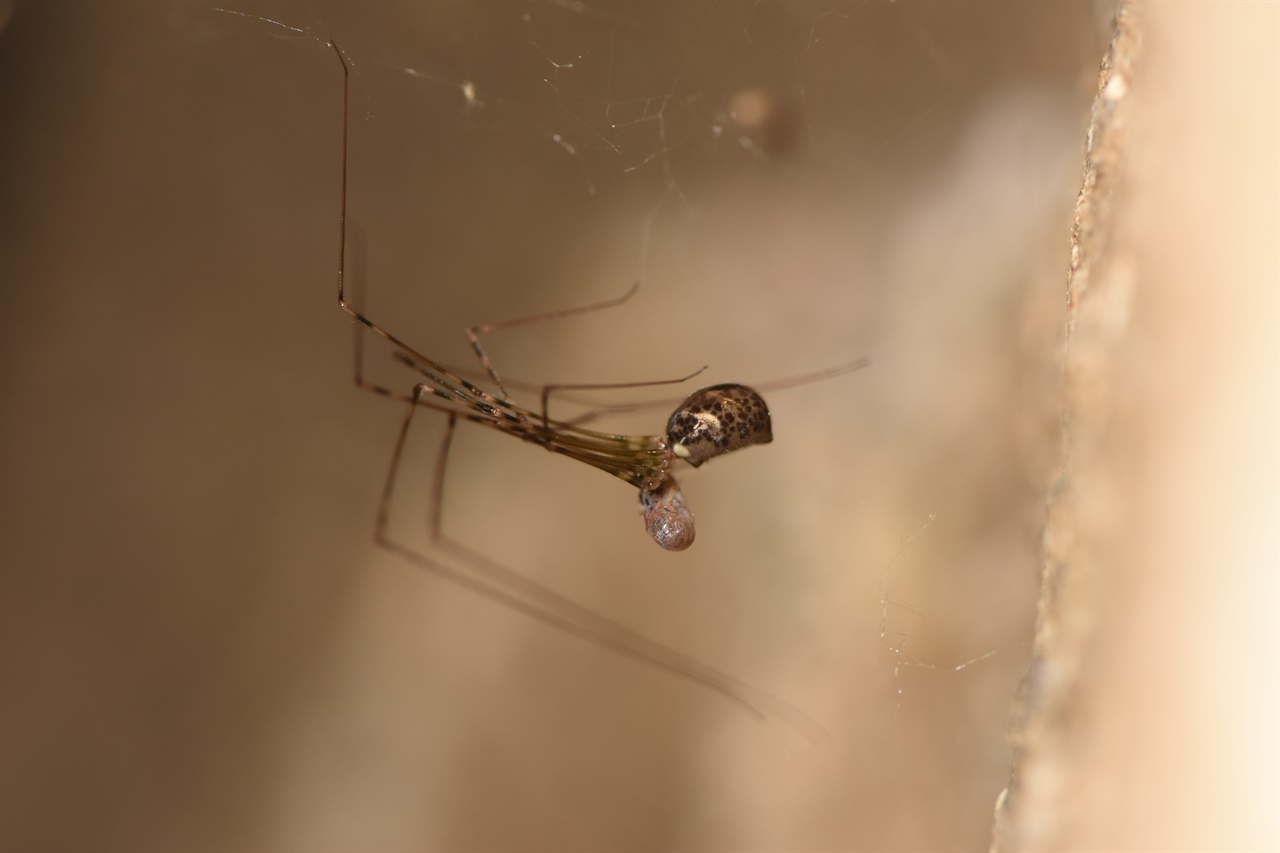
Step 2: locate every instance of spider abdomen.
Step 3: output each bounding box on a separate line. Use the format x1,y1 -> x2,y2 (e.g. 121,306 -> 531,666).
641,476 -> 696,551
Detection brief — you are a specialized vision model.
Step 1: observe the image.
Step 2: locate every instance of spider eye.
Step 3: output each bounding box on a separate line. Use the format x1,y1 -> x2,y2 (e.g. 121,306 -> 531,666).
665,384 -> 773,468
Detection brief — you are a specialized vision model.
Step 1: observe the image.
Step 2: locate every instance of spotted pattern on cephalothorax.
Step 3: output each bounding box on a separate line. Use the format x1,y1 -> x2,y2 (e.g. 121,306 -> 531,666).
665,383 -> 773,468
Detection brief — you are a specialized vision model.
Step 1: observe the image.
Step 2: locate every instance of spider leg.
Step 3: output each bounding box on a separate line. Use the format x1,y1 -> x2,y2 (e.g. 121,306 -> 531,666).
558,355 -> 875,428
416,355 -> 872,427
328,41 -> 502,415
464,281 -> 641,401
535,366 -> 706,430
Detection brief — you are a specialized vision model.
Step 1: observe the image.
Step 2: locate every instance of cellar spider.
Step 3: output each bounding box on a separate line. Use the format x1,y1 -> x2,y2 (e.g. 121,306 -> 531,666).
244,19 -> 870,734
323,37 -> 865,550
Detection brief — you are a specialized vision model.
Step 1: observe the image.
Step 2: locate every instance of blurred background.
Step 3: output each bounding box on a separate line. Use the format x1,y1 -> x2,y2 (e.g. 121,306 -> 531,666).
1,3 -> 1114,850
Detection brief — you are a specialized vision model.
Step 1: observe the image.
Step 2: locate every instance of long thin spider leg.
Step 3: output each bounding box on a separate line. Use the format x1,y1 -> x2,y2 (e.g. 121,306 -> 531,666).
559,355 -> 874,428
344,325 -> 456,409
747,355 -> 873,394
344,223 -> 403,403
393,357 -> 635,407
350,370 -> 524,424
409,355 -> 871,416
349,319 -> 422,404
347,302 -> 471,411
465,281 -> 641,401
411,402 -> 825,740
327,41 -> 515,423
537,365 -> 707,430
395,349 -> 706,431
